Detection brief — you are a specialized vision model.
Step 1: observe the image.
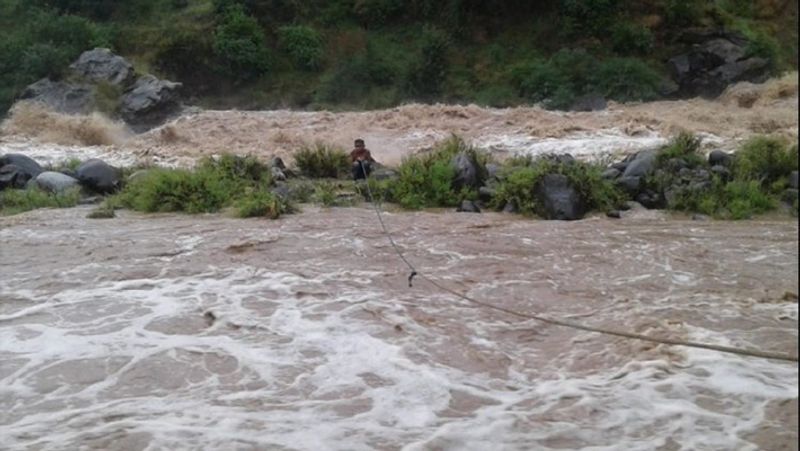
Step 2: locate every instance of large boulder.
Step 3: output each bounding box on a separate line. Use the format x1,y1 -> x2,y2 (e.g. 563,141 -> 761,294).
450,151 -> 480,190
668,30 -> 771,98
75,159 -> 121,193
708,149 -> 733,167
0,154 -> 44,178
35,171 -> 80,193
622,150 -> 657,178
535,173 -> 586,220
70,48 -> 136,86
0,165 -> 33,190
19,79 -> 95,114
120,75 -> 183,132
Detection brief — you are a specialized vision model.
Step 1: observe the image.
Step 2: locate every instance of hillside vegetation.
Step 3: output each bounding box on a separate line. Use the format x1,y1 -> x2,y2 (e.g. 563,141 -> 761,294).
1,0 -> 797,115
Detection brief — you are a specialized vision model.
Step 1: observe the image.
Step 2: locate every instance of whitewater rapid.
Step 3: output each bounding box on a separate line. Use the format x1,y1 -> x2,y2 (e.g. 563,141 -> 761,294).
1,206 -> 797,450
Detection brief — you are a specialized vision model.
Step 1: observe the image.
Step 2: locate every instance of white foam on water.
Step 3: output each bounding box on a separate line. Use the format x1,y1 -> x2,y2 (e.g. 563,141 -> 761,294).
1,257 -> 796,451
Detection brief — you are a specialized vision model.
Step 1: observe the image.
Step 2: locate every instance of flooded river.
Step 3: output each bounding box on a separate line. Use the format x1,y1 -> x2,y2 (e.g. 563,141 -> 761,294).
1,205 -> 797,450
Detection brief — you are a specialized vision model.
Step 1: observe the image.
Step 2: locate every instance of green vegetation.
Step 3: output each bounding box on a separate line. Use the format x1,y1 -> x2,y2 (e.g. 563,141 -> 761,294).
111,154 -> 289,218
293,144 -> 350,179
388,136 -> 487,209
0,186 -> 81,216
234,188 -> 285,218
1,0 -> 795,115
649,133 -> 797,219
492,157 -> 623,215
87,202 -> 116,218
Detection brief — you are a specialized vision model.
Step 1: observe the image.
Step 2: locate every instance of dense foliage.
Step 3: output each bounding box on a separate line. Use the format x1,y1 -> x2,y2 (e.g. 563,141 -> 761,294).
0,0 -> 796,114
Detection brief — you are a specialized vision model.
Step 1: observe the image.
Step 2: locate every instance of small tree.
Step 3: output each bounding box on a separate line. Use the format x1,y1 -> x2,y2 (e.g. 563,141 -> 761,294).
213,5 -> 270,81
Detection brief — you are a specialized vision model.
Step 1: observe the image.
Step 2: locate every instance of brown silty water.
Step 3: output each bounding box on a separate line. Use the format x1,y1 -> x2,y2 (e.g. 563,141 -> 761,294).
0,205 -> 797,450
1,73 -> 797,167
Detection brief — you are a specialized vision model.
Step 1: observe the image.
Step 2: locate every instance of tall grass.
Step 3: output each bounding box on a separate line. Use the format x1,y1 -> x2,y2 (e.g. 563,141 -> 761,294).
112,154 -> 290,218
0,187 -> 81,216
293,144 -> 350,179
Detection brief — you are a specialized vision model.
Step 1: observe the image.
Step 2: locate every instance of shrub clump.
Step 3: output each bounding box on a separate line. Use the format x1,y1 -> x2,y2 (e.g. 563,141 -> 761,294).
0,187 -> 81,216
389,136 -> 488,209
293,144 -> 351,179
645,133 -> 796,219
113,154 -> 289,218
512,50 -> 662,109
235,189 -> 285,218
278,25 -> 324,71
492,157 -> 623,216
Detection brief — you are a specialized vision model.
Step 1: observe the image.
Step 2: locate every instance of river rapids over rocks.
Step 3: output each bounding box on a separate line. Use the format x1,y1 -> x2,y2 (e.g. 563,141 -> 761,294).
1,76 -> 798,450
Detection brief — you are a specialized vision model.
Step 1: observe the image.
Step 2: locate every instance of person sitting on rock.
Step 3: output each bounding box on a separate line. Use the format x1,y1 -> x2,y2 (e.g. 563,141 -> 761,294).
350,138 -> 375,180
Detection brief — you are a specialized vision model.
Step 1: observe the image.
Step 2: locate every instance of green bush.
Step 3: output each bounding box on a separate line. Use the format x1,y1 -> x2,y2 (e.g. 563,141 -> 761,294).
513,59 -> 572,107
664,0 -> 704,27
389,136 -> 488,209
235,189 -> 284,218
561,0 -> 620,37
513,50 -> 661,108
293,144 -> 350,178
492,157 -> 623,215
155,28 -> 217,86
0,187 -> 81,216
212,5 -> 270,80
278,25 -> 324,71
405,25 -> 450,99
611,23 -> 654,55
733,136 -> 798,187
115,154 -> 274,214
656,131 -> 705,167
595,58 -> 662,102
693,178 -> 777,219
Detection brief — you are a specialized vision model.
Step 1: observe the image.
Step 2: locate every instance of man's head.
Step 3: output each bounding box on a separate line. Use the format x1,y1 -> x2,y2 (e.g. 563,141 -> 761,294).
354,138 -> 365,149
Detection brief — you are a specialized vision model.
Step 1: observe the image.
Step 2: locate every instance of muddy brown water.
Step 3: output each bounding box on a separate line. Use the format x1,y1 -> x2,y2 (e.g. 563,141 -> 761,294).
0,205 -> 797,450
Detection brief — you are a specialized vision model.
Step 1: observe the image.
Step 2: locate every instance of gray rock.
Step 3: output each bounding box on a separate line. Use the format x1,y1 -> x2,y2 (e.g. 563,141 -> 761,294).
450,152 -> 480,190
708,150 -> 733,167
789,171 -> 798,190
19,78 -> 95,114
535,173 -> 586,220
668,32 -> 771,98
76,159 -> 121,193
665,158 -> 688,171
271,167 -> 287,182
606,210 -> 621,219
270,157 -> 286,170
692,214 -> 711,221
0,154 -> 43,178
486,163 -> 501,181
35,171 -> 80,193
502,202 -> 517,214
611,161 -> 628,172
570,94 -> 607,112
70,48 -> 136,86
478,186 -> 495,202
635,191 -> 662,209
370,166 -> 398,181
602,168 -> 621,179
271,183 -> 291,200
0,165 -> 34,190
622,150 -> 657,178
783,188 -> 799,205
120,75 -> 182,132
616,176 -> 642,195
710,165 -> 731,180
623,200 -> 645,210
456,200 -> 481,213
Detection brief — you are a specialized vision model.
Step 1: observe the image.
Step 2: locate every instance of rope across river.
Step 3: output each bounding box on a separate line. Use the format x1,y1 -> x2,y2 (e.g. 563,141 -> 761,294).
357,161 -> 798,364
